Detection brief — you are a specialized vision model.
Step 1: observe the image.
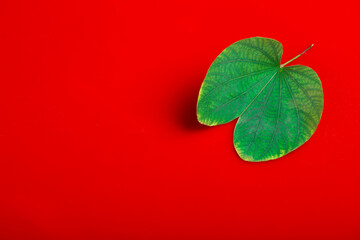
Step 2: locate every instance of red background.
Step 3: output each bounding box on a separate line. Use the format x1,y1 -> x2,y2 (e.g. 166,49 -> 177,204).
0,0 -> 359,239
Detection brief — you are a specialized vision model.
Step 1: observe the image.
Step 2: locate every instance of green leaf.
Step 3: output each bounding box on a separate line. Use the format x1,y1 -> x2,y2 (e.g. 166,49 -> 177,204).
197,37 -> 323,162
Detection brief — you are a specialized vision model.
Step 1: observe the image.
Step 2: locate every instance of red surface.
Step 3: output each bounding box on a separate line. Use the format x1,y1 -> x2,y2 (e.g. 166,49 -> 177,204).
0,0 -> 359,239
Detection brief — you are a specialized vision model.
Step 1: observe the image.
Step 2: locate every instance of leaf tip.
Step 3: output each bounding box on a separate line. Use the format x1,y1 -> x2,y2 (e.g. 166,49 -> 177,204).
234,145 -> 255,162
197,116 -> 217,126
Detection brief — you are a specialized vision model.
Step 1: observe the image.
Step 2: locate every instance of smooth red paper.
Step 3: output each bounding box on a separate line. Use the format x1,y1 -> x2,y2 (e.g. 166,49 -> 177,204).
0,0 -> 359,239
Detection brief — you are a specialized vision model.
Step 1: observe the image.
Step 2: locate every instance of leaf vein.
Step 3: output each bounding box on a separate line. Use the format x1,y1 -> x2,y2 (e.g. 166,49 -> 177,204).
201,68 -> 274,101
211,58 -> 273,67
237,42 -> 278,64
258,75 -> 282,159
208,71 -> 277,114
284,71 -> 322,118
244,75 -> 278,154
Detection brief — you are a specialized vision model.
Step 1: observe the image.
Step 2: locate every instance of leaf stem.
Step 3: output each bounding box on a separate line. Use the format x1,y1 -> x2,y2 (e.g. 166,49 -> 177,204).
280,44 -> 314,68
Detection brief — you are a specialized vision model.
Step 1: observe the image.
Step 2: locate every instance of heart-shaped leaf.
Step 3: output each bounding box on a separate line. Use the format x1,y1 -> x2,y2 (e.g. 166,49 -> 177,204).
197,37 -> 323,162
